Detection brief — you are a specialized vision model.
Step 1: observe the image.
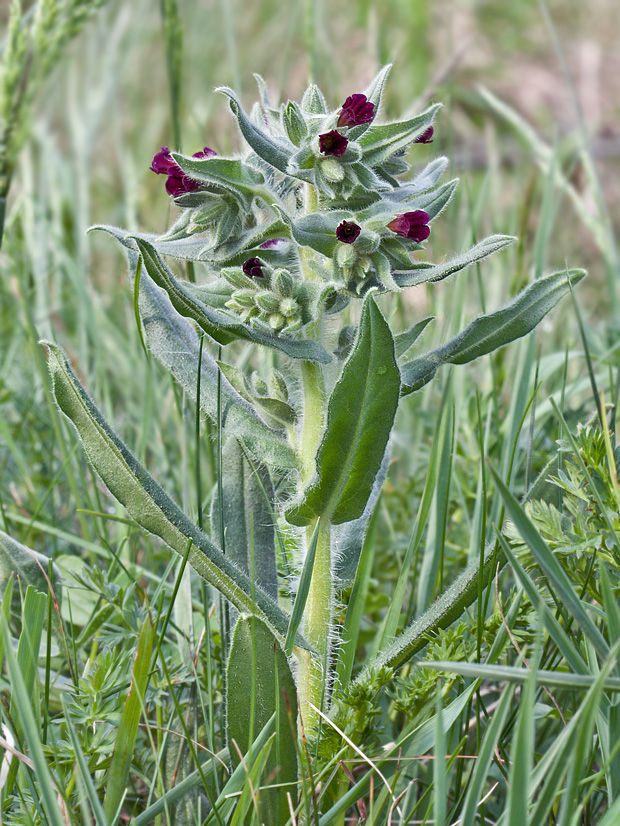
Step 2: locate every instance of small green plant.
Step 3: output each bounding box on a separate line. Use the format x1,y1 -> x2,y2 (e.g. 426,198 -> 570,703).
44,66 -> 583,818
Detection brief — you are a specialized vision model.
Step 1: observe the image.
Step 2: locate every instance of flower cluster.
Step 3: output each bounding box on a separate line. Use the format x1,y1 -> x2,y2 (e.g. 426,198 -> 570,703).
145,69 -> 443,330
224,259 -> 305,333
150,146 -> 216,196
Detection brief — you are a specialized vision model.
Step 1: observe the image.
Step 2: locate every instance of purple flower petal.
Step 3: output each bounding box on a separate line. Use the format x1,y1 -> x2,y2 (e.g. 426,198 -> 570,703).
260,238 -> 283,249
387,211 -> 431,242
242,257 -> 265,278
337,94 -> 375,128
150,147 -> 177,175
336,220 -> 361,244
319,130 -> 348,158
193,146 -> 217,159
414,126 -> 434,144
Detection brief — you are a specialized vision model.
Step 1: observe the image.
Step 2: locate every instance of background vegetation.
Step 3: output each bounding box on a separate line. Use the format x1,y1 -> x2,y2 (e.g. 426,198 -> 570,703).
1,0 -> 619,823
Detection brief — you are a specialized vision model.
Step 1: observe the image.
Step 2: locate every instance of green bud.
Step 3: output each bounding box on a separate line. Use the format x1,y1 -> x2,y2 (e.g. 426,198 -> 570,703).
355,230 -> 381,255
337,244 -> 358,268
320,158 -> 345,183
269,313 -> 286,331
283,100 -> 308,146
229,289 -> 256,308
222,268 -> 253,290
251,373 -> 269,396
273,269 -> 295,298
268,369 -> 289,402
255,291 -> 281,313
279,297 -> 299,319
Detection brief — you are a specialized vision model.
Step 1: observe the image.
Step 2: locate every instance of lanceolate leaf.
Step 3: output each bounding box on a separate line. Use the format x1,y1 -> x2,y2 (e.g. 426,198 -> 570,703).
394,234 -> 517,289
44,343 -> 307,650
359,103 -> 441,166
286,294 -> 400,526
211,438 -> 278,599
216,86 -> 298,176
135,258 -> 297,468
93,227 -> 331,364
394,316 -> 434,358
133,237 -> 332,363
400,268 -> 586,394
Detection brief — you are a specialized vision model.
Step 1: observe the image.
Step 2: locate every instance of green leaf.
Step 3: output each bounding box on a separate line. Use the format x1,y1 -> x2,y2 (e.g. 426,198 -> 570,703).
133,237 -> 332,363
171,154 -> 265,208
394,234 -> 516,288
394,316 -> 434,358
400,268 -> 586,394
226,615 -> 297,823
216,86 -> 297,176
0,530 -> 62,604
211,438 -> 278,599
359,103 -> 441,166
104,614 -> 155,820
286,294 -> 400,526
1,617 -> 68,826
94,226 -> 331,364
44,343 -> 308,651
134,257 -> 297,468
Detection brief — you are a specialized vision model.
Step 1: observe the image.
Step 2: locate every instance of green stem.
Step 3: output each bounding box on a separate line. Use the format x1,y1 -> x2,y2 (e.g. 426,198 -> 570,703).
296,232 -> 334,733
299,517 -> 332,733
300,359 -> 324,486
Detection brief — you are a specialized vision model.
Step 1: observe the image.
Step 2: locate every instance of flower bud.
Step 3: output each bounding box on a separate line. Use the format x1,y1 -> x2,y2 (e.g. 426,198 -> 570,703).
268,313 -> 286,331
320,158 -> 345,183
337,243 -> 358,268
255,291 -> 281,313
273,269 -> 295,298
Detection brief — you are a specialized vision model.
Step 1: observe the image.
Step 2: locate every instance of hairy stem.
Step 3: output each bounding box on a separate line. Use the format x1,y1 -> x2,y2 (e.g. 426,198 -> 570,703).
299,517 -> 332,733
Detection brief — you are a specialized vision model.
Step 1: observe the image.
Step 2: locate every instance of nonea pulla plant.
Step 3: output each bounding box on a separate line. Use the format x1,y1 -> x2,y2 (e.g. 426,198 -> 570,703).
44,66 -> 583,814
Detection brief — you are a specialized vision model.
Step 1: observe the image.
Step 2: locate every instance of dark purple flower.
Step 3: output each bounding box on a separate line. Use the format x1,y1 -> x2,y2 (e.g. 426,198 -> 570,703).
337,94 -> 375,128
193,146 -> 217,159
414,126 -> 434,144
319,130 -> 348,157
387,210 -> 431,242
336,220 -> 361,244
242,257 -> 264,278
151,145 -> 217,196
150,147 -> 177,175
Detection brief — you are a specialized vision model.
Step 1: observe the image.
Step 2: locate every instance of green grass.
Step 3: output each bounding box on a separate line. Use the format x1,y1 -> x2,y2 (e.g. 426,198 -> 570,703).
0,0 -> 619,823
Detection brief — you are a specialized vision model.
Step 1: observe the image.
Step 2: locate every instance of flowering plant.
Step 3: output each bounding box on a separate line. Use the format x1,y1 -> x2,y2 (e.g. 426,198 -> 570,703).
45,66 -> 583,817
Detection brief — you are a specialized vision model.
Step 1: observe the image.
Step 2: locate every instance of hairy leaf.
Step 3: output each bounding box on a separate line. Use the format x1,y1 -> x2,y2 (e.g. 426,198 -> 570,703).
359,103 -> 441,166
286,294 -> 400,526
394,234 -> 516,288
400,268 -> 586,394
44,343 -> 307,650
134,256 -> 297,468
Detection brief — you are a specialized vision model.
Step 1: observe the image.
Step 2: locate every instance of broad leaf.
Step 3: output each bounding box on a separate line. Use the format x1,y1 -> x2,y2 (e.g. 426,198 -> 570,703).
400,268 -> 586,394
286,294 -> 400,526
44,343 -> 308,650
